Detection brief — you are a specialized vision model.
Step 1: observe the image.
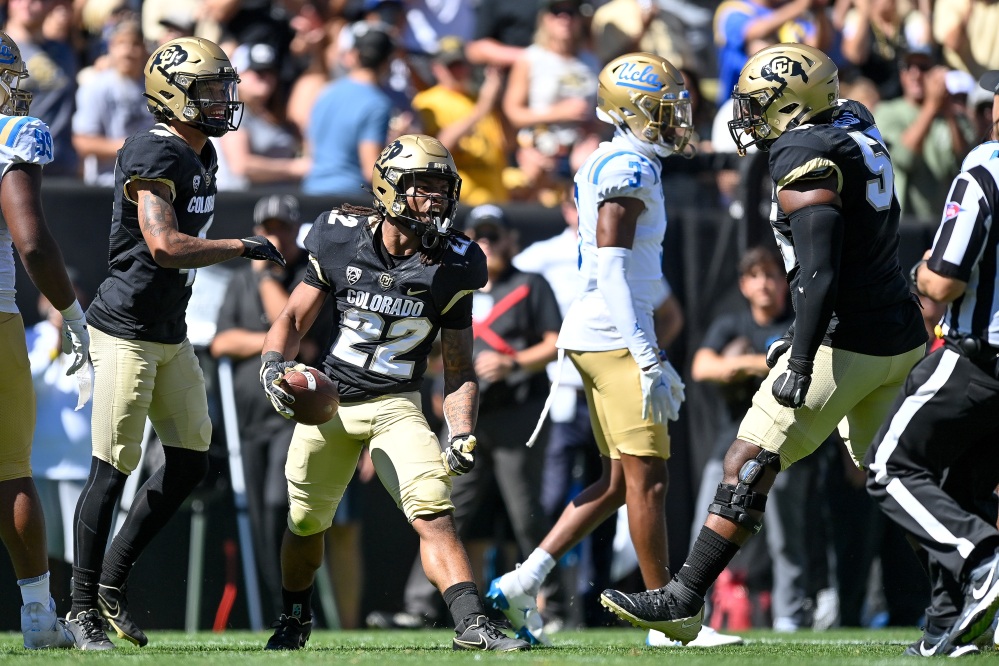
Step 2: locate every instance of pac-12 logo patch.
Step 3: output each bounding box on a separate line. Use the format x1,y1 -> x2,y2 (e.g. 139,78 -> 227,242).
151,45 -> 189,73
193,175 -> 201,191
346,266 -> 361,285
944,202 -> 964,219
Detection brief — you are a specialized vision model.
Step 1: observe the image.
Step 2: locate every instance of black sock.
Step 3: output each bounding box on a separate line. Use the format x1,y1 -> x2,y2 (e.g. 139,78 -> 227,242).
72,457 -> 128,615
443,582 -> 483,629
100,539 -> 138,590
70,567 -> 99,615
676,526 -> 742,601
282,585 -> 313,621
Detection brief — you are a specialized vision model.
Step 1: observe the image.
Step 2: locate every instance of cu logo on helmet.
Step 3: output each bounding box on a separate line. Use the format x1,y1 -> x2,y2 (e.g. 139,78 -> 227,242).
762,56 -> 809,84
0,44 -> 16,66
152,45 -> 189,72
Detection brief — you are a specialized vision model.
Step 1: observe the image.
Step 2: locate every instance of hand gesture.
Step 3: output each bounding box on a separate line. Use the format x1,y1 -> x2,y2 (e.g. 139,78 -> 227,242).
241,236 -> 286,267
442,434 -> 477,475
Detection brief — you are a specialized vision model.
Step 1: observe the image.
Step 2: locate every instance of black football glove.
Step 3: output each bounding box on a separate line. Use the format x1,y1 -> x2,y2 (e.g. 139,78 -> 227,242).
241,235 -> 286,268
441,434 -> 477,476
259,352 -> 299,419
771,358 -> 812,409
766,331 -> 793,370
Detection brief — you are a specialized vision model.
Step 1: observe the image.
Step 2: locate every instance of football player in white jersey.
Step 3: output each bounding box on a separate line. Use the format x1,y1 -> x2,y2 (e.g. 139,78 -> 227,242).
487,52 -> 737,648
0,31 -> 88,649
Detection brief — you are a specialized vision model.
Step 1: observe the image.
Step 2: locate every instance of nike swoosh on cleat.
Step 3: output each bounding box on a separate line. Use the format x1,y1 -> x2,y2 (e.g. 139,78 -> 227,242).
454,635 -> 489,649
919,642 -> 936,657
972,564 -> 996,600
680,618 -> 700,629
101,600 -> 120,617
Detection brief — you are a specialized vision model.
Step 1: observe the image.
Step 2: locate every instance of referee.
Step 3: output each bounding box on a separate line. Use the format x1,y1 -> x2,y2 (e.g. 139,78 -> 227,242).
865,71 -> 999,657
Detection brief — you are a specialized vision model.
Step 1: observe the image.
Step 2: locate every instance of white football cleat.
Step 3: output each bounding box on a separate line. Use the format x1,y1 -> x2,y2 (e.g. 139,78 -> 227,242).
647,625 -> 744,647
21,597 -> 74,649
486,570 -> 550,646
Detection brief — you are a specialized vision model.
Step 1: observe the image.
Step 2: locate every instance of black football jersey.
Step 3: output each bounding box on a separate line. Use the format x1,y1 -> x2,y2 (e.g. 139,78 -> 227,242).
303,209 -> 487,402
767,100 -> 925,356
87,124 -> 219,343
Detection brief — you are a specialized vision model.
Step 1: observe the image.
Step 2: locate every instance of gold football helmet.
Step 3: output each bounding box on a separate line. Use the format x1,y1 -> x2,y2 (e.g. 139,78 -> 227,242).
0,32 -> 31,116
596,52 -> 692,157
372,134 -> 462,243
144,37 -> 242,137
728,43 -> 839,156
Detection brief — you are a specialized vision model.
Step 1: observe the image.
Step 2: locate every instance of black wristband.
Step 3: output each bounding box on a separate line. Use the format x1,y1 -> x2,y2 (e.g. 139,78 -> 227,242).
449,433 -> 472,445
261,351 -> 285,364
787,356 -> 813,376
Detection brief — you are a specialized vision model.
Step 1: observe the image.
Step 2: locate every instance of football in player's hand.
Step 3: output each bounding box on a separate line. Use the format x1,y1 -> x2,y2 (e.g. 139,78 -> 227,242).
282,366 -> 339,426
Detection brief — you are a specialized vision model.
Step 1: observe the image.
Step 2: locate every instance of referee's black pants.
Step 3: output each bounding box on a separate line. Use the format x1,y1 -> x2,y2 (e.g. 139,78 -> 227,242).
865,344 -> 999,621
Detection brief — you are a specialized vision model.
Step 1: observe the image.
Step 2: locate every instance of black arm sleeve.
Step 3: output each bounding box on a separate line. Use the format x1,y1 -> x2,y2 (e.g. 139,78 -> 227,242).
787,203 -> 844,374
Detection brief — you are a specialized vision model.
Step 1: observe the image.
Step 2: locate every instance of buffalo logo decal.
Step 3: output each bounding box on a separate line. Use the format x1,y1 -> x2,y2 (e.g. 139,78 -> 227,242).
150,45 -> 189,73
761,56 -> 809,85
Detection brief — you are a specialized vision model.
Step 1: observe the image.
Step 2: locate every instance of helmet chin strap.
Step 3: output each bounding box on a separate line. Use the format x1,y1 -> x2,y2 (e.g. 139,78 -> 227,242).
615,126 -> 673,159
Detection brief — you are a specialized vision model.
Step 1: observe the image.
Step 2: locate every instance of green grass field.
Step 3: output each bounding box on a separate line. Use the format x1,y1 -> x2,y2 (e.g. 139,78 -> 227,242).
0,627 -> 988,664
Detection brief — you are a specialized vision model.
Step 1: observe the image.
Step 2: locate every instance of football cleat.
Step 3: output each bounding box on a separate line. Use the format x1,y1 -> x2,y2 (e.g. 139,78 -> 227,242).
21,598 -> 74,649
452,614 -> 530,651
65,609 -> 115,650
903,636 -> 979,658
486,570 -> 550,646
98,583 -> 148,647
647,625 -> 743,647
265,614 -> 312,650
935,549 -> 999,655
600,587 -> 703,644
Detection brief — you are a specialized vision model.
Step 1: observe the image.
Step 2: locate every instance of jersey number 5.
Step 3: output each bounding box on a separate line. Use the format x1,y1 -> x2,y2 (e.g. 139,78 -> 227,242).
848,130 -> 894,211
332,309 -> 433,379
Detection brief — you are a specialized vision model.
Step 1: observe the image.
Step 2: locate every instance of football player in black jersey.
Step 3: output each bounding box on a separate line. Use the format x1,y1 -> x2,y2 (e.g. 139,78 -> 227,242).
600,43 -> 927,642
258,134 -> 529,652
67,37 -> 284,650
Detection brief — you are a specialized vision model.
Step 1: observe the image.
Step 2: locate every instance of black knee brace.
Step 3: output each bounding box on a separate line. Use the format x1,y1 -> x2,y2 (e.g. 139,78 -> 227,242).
707,449 -> 781,534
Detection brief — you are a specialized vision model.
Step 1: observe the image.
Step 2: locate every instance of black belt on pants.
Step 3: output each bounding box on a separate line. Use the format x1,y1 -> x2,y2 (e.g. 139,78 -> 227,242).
944,333 -> 999,377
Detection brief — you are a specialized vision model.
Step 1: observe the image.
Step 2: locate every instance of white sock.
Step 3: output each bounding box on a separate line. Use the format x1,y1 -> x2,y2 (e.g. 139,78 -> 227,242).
18,572 -> 51,606
517,549 -> 556,594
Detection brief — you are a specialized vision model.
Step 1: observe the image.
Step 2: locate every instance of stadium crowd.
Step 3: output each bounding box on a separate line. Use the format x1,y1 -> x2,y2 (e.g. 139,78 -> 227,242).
4,0 -> 999,656
1,0 -> 994,214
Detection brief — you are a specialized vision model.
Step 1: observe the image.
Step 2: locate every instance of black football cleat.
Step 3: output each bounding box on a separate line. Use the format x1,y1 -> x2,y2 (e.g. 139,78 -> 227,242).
452,614 -> 530,651
902,635 -> 979,657
265,614 -> 312,650
935,550 -> 999,655
98,583 -> 148,647
600,587 -> 704,645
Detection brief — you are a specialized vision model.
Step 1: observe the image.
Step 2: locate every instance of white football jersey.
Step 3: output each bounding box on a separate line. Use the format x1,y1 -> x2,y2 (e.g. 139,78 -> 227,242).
558,135 -> 668,353
0,113 -> 54,314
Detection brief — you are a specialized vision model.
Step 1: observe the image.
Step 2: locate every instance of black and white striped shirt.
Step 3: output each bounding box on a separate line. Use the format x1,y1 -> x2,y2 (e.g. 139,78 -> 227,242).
928,141 -> 999,346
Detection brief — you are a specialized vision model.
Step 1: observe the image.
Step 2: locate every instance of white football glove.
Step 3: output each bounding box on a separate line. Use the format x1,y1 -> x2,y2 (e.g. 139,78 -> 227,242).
640,361 -> 686,424
661,359 -> 686,422
60,300 -> 90,376
442,434 -> 477,476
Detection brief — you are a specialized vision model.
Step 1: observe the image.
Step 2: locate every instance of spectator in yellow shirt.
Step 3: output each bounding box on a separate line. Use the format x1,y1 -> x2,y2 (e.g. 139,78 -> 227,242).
412,36 -> 508,205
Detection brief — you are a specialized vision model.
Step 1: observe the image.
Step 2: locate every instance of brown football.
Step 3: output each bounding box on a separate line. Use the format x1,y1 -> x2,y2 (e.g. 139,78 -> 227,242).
281,366 -> 339,426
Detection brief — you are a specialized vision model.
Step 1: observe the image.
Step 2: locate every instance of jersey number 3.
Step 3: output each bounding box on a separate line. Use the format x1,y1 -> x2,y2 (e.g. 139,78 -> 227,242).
848,130 -> 894,211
